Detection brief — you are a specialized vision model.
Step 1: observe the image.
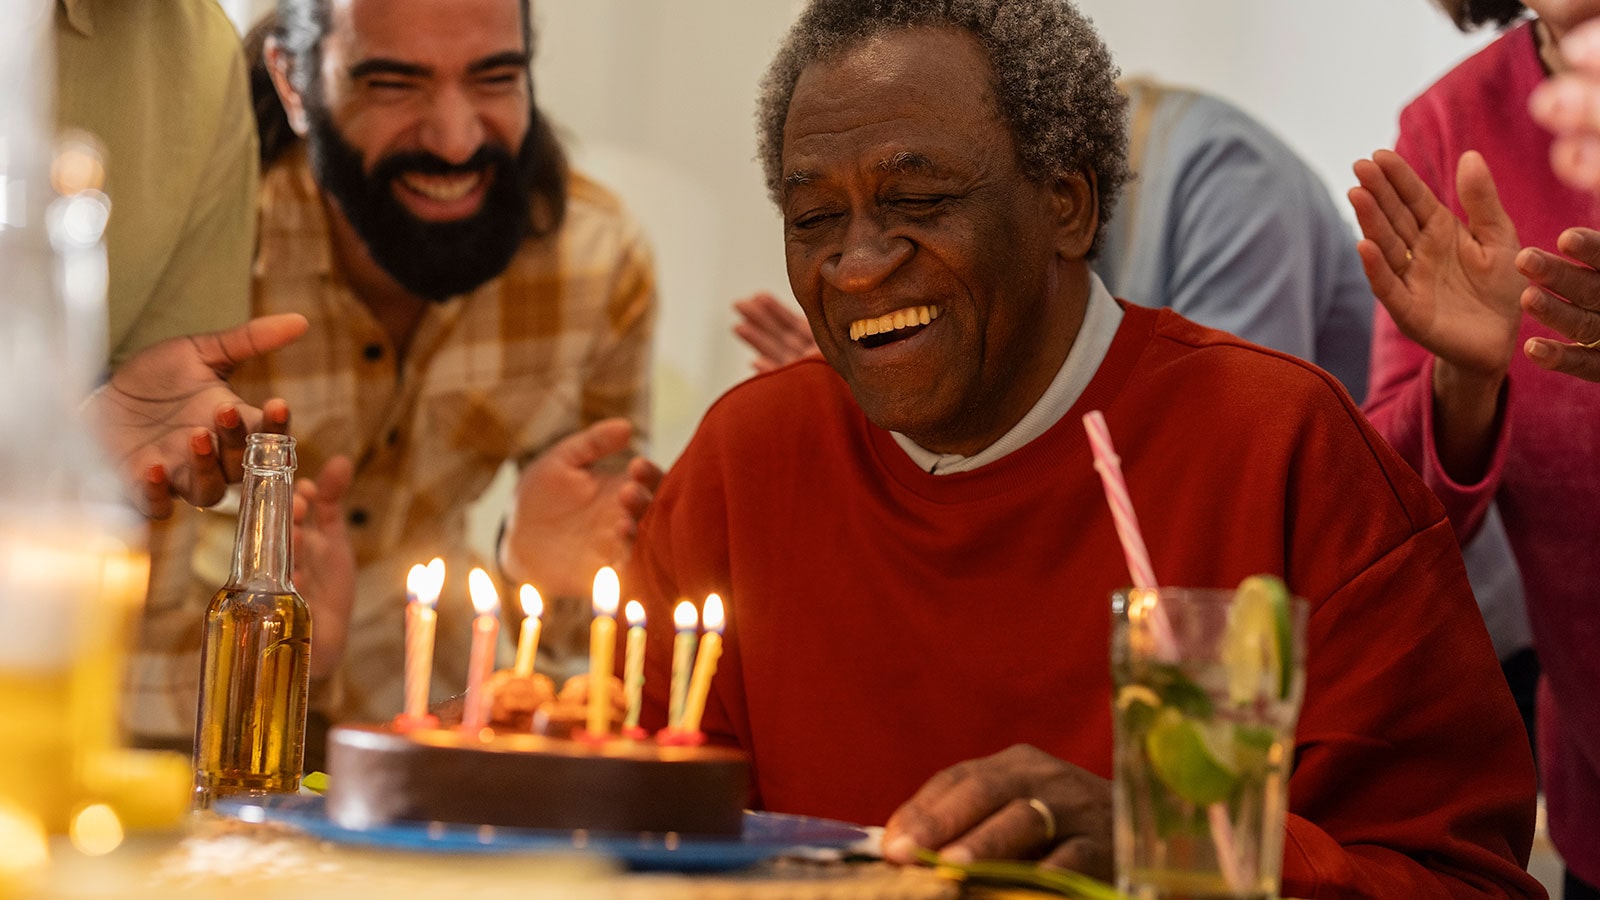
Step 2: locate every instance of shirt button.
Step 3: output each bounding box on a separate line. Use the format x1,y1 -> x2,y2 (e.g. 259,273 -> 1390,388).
363,343 -> 384,361
348,509 -> 369,527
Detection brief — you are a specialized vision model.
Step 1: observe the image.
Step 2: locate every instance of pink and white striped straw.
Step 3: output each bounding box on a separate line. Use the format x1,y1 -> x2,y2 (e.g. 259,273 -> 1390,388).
1084,410 -> 1246,892
1083,408 -> 1180,658
1082,411 -> 1158,591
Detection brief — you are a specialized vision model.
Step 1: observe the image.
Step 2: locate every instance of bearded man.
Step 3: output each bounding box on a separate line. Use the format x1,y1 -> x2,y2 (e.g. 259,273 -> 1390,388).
128,0 -> 659,742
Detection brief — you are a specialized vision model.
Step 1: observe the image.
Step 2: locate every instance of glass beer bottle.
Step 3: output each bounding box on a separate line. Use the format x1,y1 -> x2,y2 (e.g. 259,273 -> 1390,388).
193,433 -> 312,806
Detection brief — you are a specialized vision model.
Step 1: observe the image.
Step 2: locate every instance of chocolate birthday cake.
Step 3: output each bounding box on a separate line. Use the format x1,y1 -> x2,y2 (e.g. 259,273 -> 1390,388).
324,673 -> 750,836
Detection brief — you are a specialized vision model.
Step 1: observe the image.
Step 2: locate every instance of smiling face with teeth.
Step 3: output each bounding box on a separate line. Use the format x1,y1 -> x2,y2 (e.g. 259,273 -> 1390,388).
312,0 -> 531,221
780,27 -> 1099,456
267,0 -> 560,301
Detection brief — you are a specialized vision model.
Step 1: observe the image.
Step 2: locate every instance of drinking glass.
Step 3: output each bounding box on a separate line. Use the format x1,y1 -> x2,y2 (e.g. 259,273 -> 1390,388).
1111,586 -> 1307,900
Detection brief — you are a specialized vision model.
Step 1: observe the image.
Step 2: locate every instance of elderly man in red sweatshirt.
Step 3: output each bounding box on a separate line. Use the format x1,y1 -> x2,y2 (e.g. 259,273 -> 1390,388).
626,1 -> 1545,897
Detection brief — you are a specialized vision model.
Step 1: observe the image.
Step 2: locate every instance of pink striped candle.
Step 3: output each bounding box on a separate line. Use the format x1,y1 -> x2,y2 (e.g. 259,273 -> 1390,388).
460,568 -> 501,735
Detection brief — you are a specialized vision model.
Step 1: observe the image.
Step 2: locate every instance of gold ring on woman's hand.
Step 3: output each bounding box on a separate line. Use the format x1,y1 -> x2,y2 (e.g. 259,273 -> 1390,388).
1398,248 -> 1414,275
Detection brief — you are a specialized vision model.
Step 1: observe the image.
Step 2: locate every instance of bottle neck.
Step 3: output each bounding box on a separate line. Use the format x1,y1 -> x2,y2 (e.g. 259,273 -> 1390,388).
229,466 -> 295,593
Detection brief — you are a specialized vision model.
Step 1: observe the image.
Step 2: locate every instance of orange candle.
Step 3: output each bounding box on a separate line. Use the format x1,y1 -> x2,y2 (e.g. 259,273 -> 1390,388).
402,558 -> 444,720
680,594 -> 725,734
586,567 -> 620,737
513,585 -> 543,677
460,568 -> 500,734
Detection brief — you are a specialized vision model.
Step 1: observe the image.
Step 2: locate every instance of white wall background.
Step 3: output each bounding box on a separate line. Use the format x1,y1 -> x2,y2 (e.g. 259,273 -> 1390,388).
222,0 -> 1500,464
528,0 -> 1499,465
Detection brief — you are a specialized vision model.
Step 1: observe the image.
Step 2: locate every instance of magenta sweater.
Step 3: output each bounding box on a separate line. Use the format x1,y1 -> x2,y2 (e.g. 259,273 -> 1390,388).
1366,21 -> 1600,885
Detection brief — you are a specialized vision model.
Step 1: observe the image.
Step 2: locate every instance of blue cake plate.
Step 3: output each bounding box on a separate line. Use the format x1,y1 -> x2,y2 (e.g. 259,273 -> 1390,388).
215,794 -> 871,872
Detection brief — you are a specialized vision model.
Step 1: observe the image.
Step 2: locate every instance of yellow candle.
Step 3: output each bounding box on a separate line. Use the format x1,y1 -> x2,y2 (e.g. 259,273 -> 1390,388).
667,600 -> 698,729
402,558 -> 444,720
622,600 -> 646,730
680,594 -> 725,734
460,568 -> 500,733
586,567 -> 620,737
513,585 -> 543,677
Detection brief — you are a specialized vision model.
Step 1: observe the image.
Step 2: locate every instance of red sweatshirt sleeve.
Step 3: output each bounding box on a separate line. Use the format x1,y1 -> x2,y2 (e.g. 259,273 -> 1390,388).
1277,520 -> 1541,898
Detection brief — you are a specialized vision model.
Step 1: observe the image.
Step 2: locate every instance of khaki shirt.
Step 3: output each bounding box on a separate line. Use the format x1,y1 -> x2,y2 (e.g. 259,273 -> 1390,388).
55,0 -> 257,367
130,148 -> 656,735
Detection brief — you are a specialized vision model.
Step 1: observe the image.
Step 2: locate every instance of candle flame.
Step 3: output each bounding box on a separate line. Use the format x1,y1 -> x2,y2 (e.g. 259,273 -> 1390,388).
408,560 -> 443,608
626,599 -> 646,627
468,568 -> 499,616
424,557 -> 446,607
519,584 -> 543,618
674,599 -> 698,631
703,593 -> 725,633
592,566 -> 620,617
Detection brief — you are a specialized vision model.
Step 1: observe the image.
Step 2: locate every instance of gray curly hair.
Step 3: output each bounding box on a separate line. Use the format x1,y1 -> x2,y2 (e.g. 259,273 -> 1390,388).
756,0 -> 1129,255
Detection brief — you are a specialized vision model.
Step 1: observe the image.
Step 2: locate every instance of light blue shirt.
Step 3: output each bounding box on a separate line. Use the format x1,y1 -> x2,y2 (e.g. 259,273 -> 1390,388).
1096,86 -> 1372,402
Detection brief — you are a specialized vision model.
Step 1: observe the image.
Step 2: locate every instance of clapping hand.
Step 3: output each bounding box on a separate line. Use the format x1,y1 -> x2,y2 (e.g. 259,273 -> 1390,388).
291,455 -> 356,681
882,744 -> 1113,879
85,314 -> 307,518
498,418 -> 664,599
1348,150 -> 1525,382
1519,227 -> 1600,382
732,292 -> 821,373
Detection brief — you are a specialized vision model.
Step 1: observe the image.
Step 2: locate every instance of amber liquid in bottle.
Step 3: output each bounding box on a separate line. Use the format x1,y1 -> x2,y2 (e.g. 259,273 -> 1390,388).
193,434 -> 311,806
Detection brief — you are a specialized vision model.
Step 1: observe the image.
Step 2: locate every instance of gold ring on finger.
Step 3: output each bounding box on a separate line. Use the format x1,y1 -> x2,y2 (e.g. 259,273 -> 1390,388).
1397,248 -> 1414,275
1026,796 -> 1057,844
1583,337 -> 1600,350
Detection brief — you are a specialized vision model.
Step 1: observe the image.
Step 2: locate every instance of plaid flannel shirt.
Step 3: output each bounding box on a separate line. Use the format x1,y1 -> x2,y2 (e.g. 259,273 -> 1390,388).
129,146 -> 655,735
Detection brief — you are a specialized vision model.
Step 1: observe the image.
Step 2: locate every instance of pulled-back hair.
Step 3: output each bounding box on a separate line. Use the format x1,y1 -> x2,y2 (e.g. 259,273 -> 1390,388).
1429,0 -> 1527,31
756,0 -> 1129,255
245,0 -> 567,234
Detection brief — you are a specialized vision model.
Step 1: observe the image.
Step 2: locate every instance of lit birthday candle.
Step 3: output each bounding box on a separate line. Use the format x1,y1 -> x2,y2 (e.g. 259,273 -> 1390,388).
680,594 -> 725,734
400,558 -> 444,727
460,568 -> 500,734
585,567 -> 620,739
667,600 -> 698,729
512,585 -> 543,678
622,600 -> 647,737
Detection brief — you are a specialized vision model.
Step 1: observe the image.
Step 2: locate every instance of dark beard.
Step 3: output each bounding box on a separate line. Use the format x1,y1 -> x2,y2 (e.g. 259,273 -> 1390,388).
305,110 -> 538,302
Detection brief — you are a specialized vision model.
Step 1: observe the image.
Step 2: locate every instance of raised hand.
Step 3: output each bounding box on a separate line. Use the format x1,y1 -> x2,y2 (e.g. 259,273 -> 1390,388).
498,418 -> 664,599
882,744 -> 1112,878
85,314 -> 308,518
1519,227 -> 1600,382
1349,150 -> 1524,483
291,455 -> 356,681
1348,150 -> 1525,381
731,292 -> 821,373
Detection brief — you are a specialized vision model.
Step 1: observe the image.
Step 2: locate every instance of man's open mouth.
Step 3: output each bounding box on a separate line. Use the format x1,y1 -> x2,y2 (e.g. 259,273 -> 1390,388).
397,170 -> 485,202
850,305 -> 940,349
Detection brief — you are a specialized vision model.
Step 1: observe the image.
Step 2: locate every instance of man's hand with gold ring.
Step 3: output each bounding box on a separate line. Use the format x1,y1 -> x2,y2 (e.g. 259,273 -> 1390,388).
881,744 -> 1112,878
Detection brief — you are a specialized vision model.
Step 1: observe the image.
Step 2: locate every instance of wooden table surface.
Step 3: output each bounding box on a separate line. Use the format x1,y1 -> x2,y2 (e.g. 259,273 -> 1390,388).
11,816 -> 970,900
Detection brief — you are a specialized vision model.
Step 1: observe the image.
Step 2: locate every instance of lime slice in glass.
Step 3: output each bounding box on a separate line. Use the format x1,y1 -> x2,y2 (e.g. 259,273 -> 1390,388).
1222,575 -> 1292,704
1144,708 -> 1239,805
1116,684 -> 1163,732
